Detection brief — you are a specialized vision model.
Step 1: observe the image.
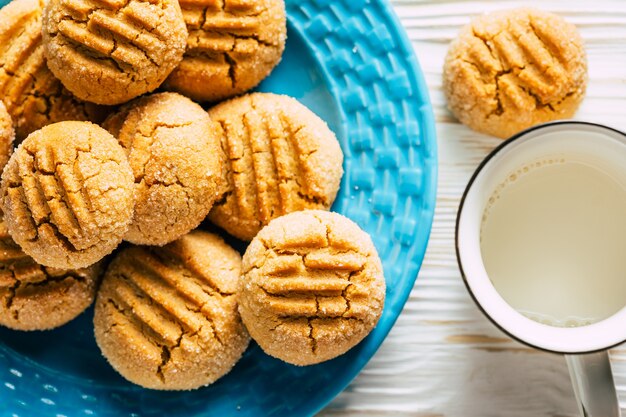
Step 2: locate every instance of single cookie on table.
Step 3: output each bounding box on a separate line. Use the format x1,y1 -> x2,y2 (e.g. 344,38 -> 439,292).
103,92 -> 224,246
208,93 -> 344,241
94,231 -> 249,390
42,0 -> 187,105
163,0 -> 286,103
0,101 -> 15,173
0,0 -> 109,141
239,210 -> 385,366
0,121 -> 135,269
443,8 -> 587,139
0,215 -> 102,331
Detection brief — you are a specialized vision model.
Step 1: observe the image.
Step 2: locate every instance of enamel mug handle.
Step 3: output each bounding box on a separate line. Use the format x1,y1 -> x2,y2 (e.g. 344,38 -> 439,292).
566,351 -> 621,417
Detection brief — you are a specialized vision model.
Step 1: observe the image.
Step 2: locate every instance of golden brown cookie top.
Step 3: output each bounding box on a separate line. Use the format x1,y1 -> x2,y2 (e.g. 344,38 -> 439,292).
94,231 -> 249,390
0,0 -> 109,140
208,93 -> 344,241
163,0 -> 286,102
0,101 -> 14,173
42,0 -> 188,105
1,121 -> 135,269
443,8 -> 587,138
0,215 -> 102,331
103,92 -> 224,246
239,210 -> 385,366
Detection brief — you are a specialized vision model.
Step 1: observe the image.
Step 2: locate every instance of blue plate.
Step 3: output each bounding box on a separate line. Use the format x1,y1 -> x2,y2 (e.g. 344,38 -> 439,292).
0,0 -> 437,416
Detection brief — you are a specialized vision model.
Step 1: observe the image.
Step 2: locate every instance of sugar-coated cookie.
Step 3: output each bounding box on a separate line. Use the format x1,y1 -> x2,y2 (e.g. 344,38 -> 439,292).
103,92 -> 224,246
0,0 -> 109,141
1,121 -> 135,269
163,0 -> 286,102
0,215 -> 102,331
208,93 -> 344,241
42,0 -> 187,105
0,101 -> 14,173
239,210 -> 385,366
94,231 -> 249,390
443,8 -> 587,138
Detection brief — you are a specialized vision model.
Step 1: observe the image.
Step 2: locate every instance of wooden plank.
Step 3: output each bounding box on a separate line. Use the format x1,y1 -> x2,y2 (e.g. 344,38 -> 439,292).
322,1 -> 626,415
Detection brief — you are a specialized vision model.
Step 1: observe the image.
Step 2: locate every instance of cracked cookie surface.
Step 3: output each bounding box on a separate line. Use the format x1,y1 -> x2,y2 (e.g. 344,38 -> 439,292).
163,0 -> 286,103
0,0 -> 109,141
0,121 -> 135,269
103,92 -> 224,246
42,0 -> 188,105
0,102 -> 14,173
443,8 -> 587,139
94,231 -> 249,390
239,210 -> 385,366
208,93 -> 343,241
0,215 -> 102,330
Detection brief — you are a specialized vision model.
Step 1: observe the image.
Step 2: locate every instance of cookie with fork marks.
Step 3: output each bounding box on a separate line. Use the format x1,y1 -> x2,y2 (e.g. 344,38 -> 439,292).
239,210 -> 385,366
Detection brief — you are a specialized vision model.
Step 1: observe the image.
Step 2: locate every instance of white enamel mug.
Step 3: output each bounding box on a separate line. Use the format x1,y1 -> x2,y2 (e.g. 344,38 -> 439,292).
456,121 -> 626,416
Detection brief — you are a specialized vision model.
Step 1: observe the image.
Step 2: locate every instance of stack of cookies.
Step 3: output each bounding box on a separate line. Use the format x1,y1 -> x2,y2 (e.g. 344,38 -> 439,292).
0,0 -> 386,391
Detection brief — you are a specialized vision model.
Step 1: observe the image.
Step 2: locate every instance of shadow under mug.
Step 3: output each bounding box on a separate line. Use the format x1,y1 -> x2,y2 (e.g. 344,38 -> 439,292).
455,121 -> 626,417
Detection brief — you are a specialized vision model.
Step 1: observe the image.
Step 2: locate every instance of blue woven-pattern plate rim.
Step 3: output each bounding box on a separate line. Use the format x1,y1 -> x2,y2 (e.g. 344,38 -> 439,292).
0,0 -> 437,416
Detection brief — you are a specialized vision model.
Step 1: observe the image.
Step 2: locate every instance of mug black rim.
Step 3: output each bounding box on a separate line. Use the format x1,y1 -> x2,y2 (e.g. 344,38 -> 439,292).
454,120 -> 626,355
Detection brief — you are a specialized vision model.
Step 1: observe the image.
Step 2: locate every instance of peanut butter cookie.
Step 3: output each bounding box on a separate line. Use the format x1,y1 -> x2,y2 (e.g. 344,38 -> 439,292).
0,101 -> 14,173
163,0 -> 286,103
0,0 -> 108,141
42,0 -> 188,105
443,8 -> 587,138
239,210 -> 385,366
1,121 -> 135,269
103,92 -> 224,246
208,93 -> 344,241
94,231 -> 249,390
0,215 -> 102,331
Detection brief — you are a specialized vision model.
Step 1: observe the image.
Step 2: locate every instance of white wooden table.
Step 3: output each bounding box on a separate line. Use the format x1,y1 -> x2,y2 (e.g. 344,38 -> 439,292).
321,1 -> 626,415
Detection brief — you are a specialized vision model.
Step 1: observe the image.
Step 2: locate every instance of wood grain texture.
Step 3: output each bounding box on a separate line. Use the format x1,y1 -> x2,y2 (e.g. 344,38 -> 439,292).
321,1 -> 626,416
